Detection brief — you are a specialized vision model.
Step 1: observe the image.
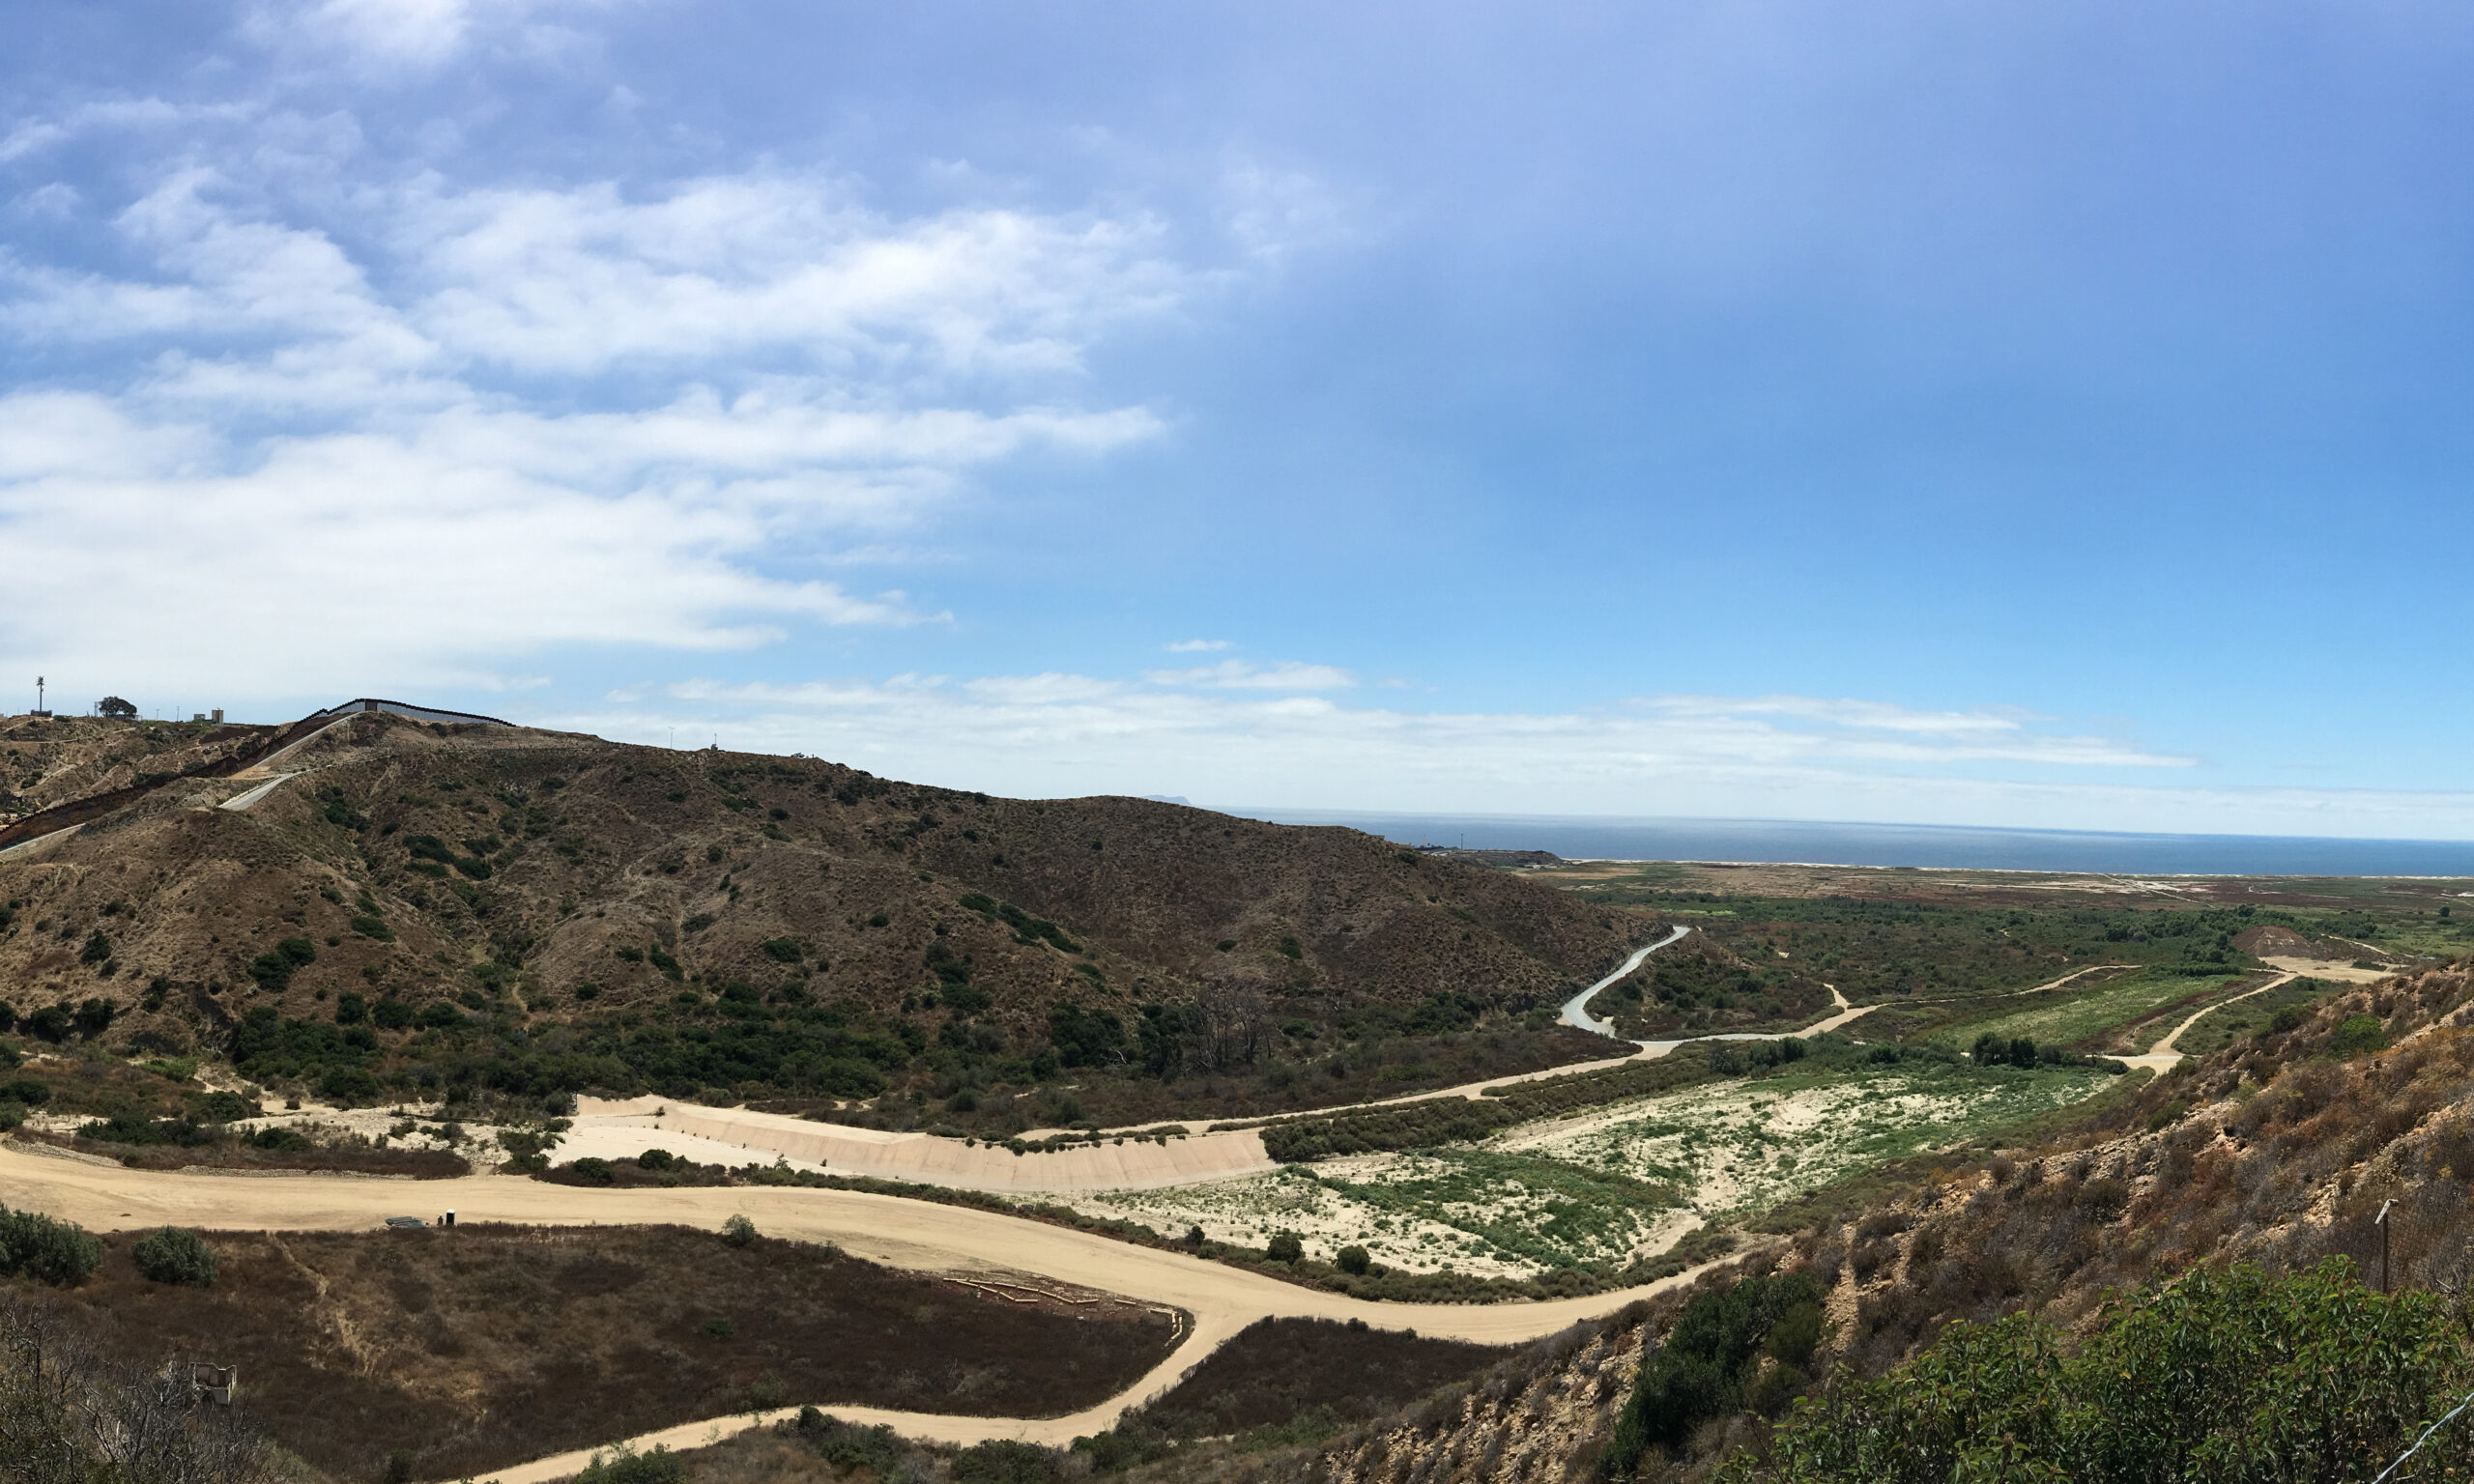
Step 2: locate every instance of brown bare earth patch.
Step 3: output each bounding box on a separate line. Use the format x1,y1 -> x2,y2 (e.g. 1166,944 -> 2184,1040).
12,1127 -> 467,1178
1133,1316 -> 1506,1437
37,1221 -> 1179,1483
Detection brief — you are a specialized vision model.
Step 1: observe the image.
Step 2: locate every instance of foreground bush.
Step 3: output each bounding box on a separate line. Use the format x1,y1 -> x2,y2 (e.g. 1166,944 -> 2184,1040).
576,1442 -> 685,1484
0,1203 -> 102,1286
0,1295 -> 278,1484
1734,1260 -> 2474,1483
1603,1270 -> 1826,1477
132,1226 -> 217,1286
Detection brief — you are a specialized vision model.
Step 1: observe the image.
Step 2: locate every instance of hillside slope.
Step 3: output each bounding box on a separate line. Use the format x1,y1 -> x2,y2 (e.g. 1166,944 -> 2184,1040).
0,708 -> 1650,1123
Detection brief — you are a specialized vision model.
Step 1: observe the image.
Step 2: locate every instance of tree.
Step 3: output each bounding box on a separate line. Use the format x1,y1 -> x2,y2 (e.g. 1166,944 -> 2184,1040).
1337,1244 -> 1371,1275
95,697 -> 136,720
131,1227 -> 216,1286
1267,1231 -> 1304,1263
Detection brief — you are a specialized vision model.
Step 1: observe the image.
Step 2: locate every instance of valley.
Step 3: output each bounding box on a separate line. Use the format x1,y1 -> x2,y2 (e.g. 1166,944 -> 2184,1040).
1,709 -> 2468,1484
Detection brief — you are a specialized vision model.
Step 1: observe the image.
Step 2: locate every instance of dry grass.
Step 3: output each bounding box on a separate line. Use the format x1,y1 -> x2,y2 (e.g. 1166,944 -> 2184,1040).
34,1222 -> 1177,1483
1135,1317 -> 1505,1438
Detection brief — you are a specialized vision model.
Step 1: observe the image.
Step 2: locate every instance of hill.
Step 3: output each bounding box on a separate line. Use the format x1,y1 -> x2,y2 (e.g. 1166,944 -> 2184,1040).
0,707 -> 1652,1128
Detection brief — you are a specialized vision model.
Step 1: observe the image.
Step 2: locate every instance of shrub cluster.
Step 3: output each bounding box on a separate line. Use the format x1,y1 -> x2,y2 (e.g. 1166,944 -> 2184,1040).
1736,1260 -> 2474,1483
0,1202 -> 102,1285
132,1225 -> 217,1286
1603,1270 -> 1826,1477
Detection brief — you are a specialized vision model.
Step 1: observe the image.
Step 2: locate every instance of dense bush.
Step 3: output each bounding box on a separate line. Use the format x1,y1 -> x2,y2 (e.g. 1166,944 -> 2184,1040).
1261,1098 -> 1517,1161
132,1225 -> 217,1286
723,1213 -> 759,1247
1737,1261 -> 2473,1483
575,1443 -> 686,1484
0,1202 -> 102,1285
1603,1270 -> 1826,1477
2328,1013 -> 2390,1057
247,936 -> 318,992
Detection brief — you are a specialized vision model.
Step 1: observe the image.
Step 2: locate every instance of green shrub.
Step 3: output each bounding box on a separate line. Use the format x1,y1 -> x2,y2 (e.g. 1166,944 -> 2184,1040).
571,1156 -> 616,1185
248,936 -> 318,992
192,1090 -> 259,1123
1267,1231 -> 1304,1263
1739,1260 -> 2474,1483
1605,1270 -> 1824,1476
0,1204 -> 102,1286
1337,1244 -> 1371,1275
762,938 -> 803,963
723,1213 -> 759,1247
951,1439 -> 1064,1482
2329,1013 -> 2389,1057
576,1443 -> 687,1484
131,1226 -> 216,1286
639,1148 -> 676,1170
372,997 -> 415,1030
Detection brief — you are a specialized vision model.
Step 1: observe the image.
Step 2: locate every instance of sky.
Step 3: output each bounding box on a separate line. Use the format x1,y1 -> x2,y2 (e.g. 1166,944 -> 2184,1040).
3,0 -> 2472,840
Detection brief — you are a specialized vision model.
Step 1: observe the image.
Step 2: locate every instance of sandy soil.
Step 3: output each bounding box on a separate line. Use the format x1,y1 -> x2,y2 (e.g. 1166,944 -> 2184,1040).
2261,955 -> 2403,985
577,1098 -> 1278,1192
1492,1066 -> 2103,1216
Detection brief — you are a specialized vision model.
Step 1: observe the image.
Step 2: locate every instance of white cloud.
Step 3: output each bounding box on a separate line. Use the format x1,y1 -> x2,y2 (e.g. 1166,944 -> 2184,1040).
242,0 -> 622,69
1143,659 -> 1355,691
1164,638 -> 1232,652
0,143 -> 1194,694
549,677 -> 2466,840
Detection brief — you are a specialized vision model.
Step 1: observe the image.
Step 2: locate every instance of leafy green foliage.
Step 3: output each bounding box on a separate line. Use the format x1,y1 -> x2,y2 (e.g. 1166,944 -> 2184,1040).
722,1213 -> 759,1247
1740,1260 -> 2473,1484
0,1202 -> 102,1286
1049,1004 -> 1127,1067
1262,1098 -> 1517,1160
958,894 -> 1081,952
247,936 -> 317,992
132,1226 -> 217,1286
2328,1013 -> 2390,1057
576,1443 -> 687,1484
1605,1270 -> 1826,1476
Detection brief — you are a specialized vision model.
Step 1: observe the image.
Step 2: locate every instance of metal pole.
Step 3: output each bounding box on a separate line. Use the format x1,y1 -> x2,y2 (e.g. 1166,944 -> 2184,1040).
2377,1199 -> 2394,1294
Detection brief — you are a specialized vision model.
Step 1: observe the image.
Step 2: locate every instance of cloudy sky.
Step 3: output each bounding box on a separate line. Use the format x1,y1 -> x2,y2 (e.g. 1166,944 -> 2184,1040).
5,1 -> 2471,838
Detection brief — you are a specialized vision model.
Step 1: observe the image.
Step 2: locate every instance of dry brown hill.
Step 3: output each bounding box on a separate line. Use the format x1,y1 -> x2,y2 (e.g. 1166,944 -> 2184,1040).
0,707 -> 1651,1122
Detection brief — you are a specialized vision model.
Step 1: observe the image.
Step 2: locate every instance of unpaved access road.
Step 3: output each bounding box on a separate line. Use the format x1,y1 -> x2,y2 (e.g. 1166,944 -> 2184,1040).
2116,972 -> 2299,1074
0,1144 -> 1743,1475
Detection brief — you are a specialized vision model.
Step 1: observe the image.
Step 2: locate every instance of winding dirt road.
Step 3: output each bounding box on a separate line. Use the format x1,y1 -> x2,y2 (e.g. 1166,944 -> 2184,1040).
0,1143 -> 1742,1476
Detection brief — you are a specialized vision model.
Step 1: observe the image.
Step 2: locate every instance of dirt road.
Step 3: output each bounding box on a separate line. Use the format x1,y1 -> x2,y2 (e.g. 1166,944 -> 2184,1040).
0,1143 -> 1740,1473
1560,925 -> 1692,1035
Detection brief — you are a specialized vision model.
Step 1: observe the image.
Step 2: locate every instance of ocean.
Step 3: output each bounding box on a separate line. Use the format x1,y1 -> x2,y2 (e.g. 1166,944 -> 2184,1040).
1217,810 -> 2474,878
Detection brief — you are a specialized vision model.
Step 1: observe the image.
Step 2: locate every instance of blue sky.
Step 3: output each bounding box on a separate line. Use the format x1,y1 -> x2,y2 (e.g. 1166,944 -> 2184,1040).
4,1 -> 2471,838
